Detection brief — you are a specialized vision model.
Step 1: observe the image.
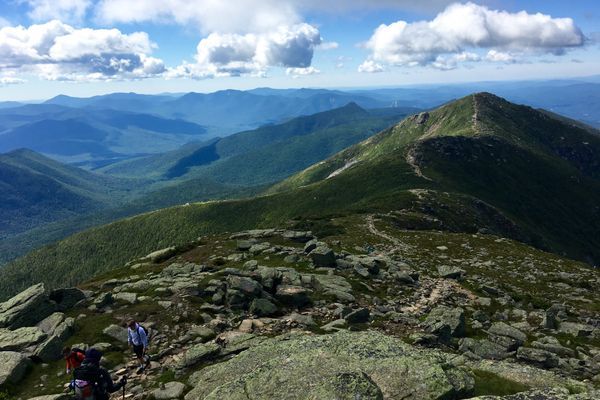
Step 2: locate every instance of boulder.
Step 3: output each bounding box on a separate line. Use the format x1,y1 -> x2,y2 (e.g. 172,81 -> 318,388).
236,240 -> 253,251
423,306 -> 465,342
153,381 -> 187,399
113,292 -> 138,304
344,308 -> 370,324
437,265 -> 465,279
0,283 -> 55,329
487,322 -> 527,351
310,246 -> 336,268
321,319 -> 348,333
516,347 -> 559,369
250,298 -> 278,317
103,324 -> 128,343
35,316 -> 75,361
0,351 -> 31,386
0,327 -> 46,351
182,343 -> 221,368
458,338 -> 510,360
145,246 -> 177,263
558,322 -> 594,337
185,330 -> 473,399
275,285 -> 312,308
531,336 -> 576,358
288,313 -> 316,327
49,288 -> 86,311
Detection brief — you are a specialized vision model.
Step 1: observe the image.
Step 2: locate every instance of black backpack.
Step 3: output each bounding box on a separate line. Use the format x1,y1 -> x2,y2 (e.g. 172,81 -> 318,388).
73,363 -> 102,400
136,325 -> 150,343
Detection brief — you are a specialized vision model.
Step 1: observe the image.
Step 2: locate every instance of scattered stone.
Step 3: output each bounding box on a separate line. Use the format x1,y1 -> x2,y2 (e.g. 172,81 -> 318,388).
113,292 -> 138,304
250,298 -> 278,317
517,347 -> 559,369
288,313 -> 315,327
321,319 -> 347,332
423,306 -> 465,342
459,338 -> 510,360
275,285 -> 311,308
310,246 -> 336,268
152,381 -> 186,400
102,324 -> 128,343
437,265 -> 465,279
344,308 -> 370,324
145,246 -> 177,263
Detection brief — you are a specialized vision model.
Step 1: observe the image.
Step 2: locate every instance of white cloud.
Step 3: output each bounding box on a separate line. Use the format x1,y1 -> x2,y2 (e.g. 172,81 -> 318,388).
169,23 -> 321,79
0,17 -> 11,28
0,20 -> 165,81
23,0 -> 92,24
318,41 -> 339,50
0,76 -> 26,85
358,60 -> 384,73
286,66 -> 320,77
485,50 -> 515,63
361,2 -> 584,71
95,0 -> 298,34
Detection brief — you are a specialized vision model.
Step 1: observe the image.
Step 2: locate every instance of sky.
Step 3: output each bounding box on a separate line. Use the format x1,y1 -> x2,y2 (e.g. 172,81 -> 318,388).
0,0 -> 598,100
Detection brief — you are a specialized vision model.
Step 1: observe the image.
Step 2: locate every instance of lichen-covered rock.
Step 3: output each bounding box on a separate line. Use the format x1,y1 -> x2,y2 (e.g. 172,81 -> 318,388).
0,351 -> 30,386
182,342 -> 221,368
423,306 -> 465,341
103,324 -> 128,343
153,381 -> 187,399
185,330 -> 473,400
437,265 -> 465,279
275,285 -> 312,307
459,338 -> 510,360
0,283 -> 55,329
0,327 -> 46,351
310,246 -> 336,267
49,288 -> 86,311
517,347 -> 559,369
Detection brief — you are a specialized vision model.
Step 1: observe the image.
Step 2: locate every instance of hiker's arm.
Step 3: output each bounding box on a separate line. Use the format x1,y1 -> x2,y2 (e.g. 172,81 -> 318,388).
140,327 -> 149,349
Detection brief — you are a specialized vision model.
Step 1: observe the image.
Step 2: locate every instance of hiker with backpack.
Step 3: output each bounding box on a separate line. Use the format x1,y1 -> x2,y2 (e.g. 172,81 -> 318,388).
71,348 -> 127,400
127,319 -> 150,373
63,346 -> 85,374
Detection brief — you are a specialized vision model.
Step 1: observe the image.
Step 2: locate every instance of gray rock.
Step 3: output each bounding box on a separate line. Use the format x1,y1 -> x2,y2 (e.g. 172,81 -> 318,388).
304,239 -> 318,254
250,298 -> 278,317
103,324 -> 128,343
558,322 -> 594,337
0,351 -> 31,386
321,319 -> 347,332
0,327 -> 46,351
487,322 -> 527,351
145,246 -> 177,263
0,283 -> 55,329
185,330 -> 473,400
344,308 -> 370,324
152,382 -> 186,399
423,306 -> 465,342
275,285 -> 312,308
93,292 -> 113,308
49,288 -> 86,311
182,343 -> 221,368
113,292 -> 138,304
310,246 -> 336,268
236,240 -> 253,251
190,327 -> 216,342
459,338 -> 510,360
288,313 -> 316,327
517,347 -> 559,369
531,336 -> 576,358
437,265 -> 465,279
35,317 -> 75,361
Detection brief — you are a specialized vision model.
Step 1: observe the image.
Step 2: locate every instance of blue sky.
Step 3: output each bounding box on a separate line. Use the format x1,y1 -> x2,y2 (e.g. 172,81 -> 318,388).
0,0 -> 598,100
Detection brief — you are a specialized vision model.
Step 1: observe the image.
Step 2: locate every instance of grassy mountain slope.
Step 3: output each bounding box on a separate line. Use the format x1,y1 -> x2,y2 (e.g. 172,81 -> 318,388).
2,93 -> 599,299
0,149 -> 141,238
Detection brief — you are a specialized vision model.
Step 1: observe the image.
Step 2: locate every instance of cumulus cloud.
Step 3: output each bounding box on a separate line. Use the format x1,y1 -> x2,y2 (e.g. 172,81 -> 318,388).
318,41 -> 339,50
361,2 -> 585,71
0,20 -> 165,81
23,0 -> 92,24
358,60 -> 384,73
169,23 -> 321,79
286,66 -> 320,77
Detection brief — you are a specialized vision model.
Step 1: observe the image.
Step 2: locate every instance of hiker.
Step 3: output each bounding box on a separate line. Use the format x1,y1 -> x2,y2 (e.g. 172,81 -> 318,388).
63,346 -> 85,374
72,348 -> 126,400
127,319 -> 150,373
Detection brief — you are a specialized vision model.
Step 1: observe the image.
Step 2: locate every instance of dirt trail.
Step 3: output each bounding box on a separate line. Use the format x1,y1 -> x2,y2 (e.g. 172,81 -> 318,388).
401,278 -> 476,314
365,215 -> 414,254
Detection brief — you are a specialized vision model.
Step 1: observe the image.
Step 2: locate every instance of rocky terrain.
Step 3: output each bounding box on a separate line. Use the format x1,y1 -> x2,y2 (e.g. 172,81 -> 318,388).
1,214 -> 599,399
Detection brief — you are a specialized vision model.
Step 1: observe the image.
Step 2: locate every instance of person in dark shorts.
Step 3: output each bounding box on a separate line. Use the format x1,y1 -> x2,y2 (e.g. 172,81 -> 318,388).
127,319 -> 149,373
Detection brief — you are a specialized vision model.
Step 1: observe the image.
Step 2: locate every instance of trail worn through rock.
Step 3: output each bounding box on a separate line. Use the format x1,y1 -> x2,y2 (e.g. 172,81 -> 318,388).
365,214 -> 414,254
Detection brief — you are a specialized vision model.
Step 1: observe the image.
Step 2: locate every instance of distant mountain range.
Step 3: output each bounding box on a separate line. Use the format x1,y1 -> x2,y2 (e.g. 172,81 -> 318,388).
0,103 -> 414,265
1,93 -> 598,298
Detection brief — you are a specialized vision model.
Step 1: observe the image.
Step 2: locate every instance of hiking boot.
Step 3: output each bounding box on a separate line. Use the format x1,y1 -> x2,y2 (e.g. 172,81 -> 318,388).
136,366 -> 145,374
144,355 -> 151,368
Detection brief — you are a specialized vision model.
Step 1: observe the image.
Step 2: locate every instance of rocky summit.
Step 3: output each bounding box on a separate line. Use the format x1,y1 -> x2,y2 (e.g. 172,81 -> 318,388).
1,219 -> 598,400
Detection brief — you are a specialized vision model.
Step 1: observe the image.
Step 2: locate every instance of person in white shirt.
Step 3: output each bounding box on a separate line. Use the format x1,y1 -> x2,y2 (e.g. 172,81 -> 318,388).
127,319 -> 149,373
